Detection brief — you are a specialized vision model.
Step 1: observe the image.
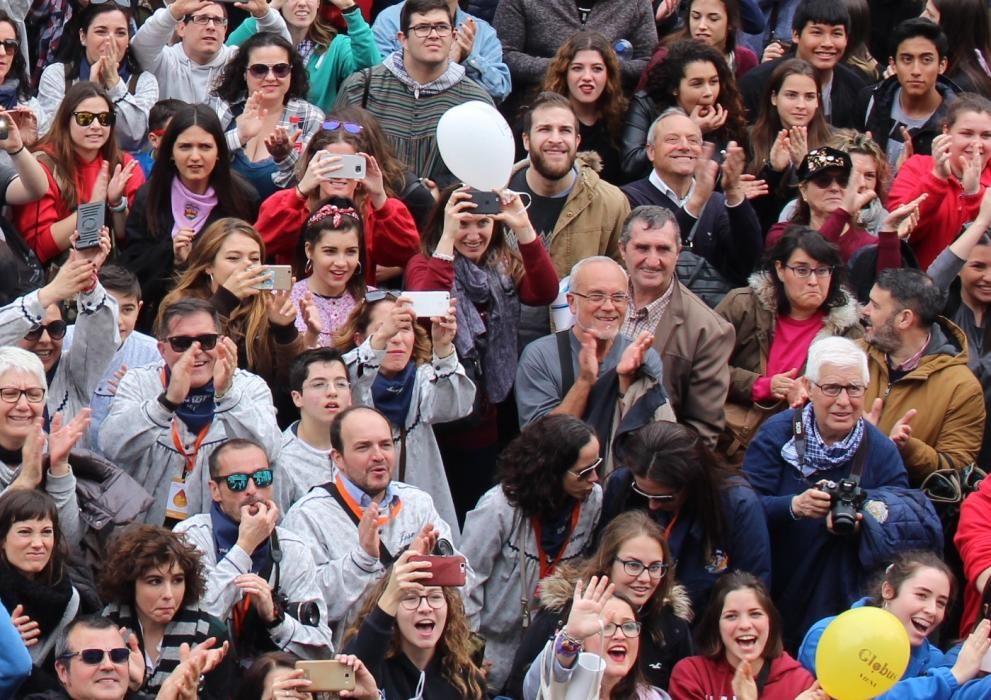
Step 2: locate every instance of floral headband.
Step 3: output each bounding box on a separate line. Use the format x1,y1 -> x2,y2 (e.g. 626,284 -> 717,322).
307,204 -> 359,228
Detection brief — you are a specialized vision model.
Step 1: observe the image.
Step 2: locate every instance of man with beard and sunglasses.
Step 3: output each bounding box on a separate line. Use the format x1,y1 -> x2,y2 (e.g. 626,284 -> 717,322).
99,298 -> 281,526
174,437 -> 334,663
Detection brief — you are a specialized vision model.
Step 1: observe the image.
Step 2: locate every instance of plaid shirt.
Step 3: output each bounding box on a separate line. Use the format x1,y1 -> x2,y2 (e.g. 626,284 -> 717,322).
622,280 -> 675,339
207,96 -> 325,189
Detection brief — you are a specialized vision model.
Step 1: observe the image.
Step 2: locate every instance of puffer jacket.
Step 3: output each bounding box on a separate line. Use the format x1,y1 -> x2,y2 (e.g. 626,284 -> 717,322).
862,317 -> 986,485
504,562 -> 694,698
716,272 -> 864,405
858,487 -> 944,569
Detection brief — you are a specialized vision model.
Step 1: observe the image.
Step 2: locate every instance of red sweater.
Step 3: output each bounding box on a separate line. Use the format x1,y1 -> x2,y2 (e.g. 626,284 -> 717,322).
13,150 -> 144,264
751,312 -> 824,402
669,654 -> 815,700
888,154 -> 991,269
766,209 -> 900,265
954,476 -> 991,636
403,239 -> 560,306
255,189 -> 420,285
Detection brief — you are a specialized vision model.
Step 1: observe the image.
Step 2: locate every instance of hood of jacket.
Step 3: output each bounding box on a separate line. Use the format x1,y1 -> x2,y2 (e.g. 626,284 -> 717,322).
538,561 -> 693,623
383,49 -> 467,96
65,448 -> 154,528
865,316 -> 970,380
747,271 -> 862,337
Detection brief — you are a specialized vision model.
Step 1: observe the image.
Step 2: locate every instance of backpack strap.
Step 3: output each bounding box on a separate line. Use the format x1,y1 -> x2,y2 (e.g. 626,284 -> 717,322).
318,481 -> 395,566
556,330 -> 574,397
360,67 -> 372,109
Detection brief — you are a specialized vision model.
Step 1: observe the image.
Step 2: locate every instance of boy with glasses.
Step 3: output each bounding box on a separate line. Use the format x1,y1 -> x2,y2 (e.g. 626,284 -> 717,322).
130,0 -> 290,102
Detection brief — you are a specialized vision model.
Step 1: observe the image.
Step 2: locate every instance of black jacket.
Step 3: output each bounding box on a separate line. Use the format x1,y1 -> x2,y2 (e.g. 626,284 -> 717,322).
857,74 -> 961,157
740,56 -> 869,130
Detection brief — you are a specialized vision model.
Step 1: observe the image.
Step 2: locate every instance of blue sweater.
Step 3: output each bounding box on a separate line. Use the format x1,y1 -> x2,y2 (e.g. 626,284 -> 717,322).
0,603 -> 31,696
742,412 -> 909,650
799,598 -> 991,700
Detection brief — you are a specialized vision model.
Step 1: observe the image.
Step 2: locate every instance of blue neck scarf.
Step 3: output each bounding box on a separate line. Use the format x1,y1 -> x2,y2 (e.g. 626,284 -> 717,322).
164,367 -> 215,433
0,80 -> 19,110
209,501 -> 272,574
371,362 -> 417,429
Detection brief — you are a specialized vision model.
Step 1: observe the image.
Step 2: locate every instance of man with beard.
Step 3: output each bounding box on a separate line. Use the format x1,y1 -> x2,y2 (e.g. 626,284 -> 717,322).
515,256 -> 674,468
860,268 -> 985,485
174,438 -> 334,662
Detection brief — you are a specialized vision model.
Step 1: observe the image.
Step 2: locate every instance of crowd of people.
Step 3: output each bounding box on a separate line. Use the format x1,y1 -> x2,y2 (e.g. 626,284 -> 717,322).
2,0 -> 991,698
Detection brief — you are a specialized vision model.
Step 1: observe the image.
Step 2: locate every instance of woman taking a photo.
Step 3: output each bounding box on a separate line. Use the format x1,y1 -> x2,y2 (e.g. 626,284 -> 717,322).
507,510 -> 693,698
405,186 -> 557,516
38,1 -> 159,152
256,110 -> 420,284
539,32 -> 627,184
343,549 -> 486,700
99,523 -> 233,699
621,39 -> 747,182
234,651 -> 381,700
227,0 -> 380,113
122,104 -> 256,332
799,550 -> 991,699
462,415 -> 604,692
209,32 -> 324,201
13,81 -> 144,265
669,572 -> 822,699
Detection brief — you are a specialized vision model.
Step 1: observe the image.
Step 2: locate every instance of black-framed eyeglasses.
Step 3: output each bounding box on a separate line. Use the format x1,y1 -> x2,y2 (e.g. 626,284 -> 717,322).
166,334 -> 219,353
213,469 -> 274,492
322,120 -> 363,134
183,14 -> 228,26
24,320 -> 67,342
58,648 -> 130,665
808,172 -> 849,189
0,387 -> 45,404
570,457 -> 602,481
782,264 -> 833,279
0,38 -> 18,53
399,592 -> 447,610
601,621 -> 642,638
812,382 -> 866,398
72,111 -> 114,127
408,22 -> 453,38
570,291 -> 630,306
630,481 -> 677,504
247,63 -> 291,79
614,557 -> 669,579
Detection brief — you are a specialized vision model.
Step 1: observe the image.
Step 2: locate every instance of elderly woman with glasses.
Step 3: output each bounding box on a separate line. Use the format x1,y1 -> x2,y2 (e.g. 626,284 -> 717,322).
461,414 -> 604,693
714,227 -> 861,459
599,420 -> 770,626
742,336 -> 934,651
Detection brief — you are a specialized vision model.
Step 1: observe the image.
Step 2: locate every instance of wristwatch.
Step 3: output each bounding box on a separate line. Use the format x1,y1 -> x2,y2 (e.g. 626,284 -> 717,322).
157,392 -> 180,413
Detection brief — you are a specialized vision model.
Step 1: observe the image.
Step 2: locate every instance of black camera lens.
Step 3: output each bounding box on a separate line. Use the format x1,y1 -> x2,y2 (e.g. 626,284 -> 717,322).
285,600 -> 320,627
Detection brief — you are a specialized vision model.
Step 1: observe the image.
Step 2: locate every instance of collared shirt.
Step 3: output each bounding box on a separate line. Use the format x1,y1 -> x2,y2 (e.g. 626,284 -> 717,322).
336,469 -> 400,509
649,169 -> 695,210
622,280 -> 675,339
889,333 -> 932,374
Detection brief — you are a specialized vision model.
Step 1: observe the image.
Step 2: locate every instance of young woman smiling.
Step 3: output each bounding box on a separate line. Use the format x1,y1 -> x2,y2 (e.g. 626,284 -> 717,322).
0,11 -> 49,145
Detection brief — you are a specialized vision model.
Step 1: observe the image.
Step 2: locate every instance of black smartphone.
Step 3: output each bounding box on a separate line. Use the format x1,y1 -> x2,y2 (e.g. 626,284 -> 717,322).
466,188 -> 501,215
76,201 -> 104,249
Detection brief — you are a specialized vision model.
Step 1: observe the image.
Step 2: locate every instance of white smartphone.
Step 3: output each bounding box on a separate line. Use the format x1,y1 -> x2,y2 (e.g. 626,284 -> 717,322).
322,152 -> 366,179
253,265 -> 293,291
402,291 -> 450,317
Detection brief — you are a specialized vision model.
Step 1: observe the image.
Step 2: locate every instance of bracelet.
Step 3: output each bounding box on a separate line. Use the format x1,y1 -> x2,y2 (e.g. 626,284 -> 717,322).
555,631 -> 584,656
7,145 -> 24,157
294,184 -> 307,201
432,251 -> 454,262
109,197 -> 128,213
157,392 -> 180,413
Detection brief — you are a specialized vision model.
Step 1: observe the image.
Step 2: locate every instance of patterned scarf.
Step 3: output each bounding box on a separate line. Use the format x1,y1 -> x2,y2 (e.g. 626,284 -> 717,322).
781,403 -> 866,477
170,176 -> 218,239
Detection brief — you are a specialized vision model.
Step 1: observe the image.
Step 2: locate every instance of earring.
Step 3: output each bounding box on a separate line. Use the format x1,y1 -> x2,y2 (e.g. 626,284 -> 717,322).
305,259 -> 313,275
355,261 -> 363,275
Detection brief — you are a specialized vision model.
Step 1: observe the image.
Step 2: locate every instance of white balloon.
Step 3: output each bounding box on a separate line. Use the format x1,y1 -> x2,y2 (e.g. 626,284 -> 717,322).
436,101 -> 515,191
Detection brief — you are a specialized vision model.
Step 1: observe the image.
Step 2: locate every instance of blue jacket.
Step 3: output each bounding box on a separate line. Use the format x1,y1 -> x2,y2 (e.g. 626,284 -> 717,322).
600,469 -> 771,618
0,603 -> 31,696
799,598 -> 991,700
742,412 -> 910,650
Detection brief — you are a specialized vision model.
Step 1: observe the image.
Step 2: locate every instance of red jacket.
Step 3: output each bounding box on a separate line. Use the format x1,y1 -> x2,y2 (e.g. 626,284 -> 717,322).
766,209 -> 901,266
669,654 -> 815,700
404,239 -> 560,306
13,150 -> 144,264
955,476 -> 991,635
887,154 -> 991,269
254,188 -> 420,285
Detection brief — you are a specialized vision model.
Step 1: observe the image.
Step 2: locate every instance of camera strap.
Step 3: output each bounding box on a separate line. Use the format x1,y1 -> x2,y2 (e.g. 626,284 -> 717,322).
269,530 -> 282,596
792,408 -> 869,483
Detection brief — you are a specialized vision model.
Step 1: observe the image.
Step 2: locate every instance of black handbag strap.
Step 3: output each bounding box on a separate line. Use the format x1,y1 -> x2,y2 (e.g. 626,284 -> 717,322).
793,408 -> 868,482
755,659 -> 772,694
319,481 -> 395,566
557,330 -> 575,395
360,67 -> 372,109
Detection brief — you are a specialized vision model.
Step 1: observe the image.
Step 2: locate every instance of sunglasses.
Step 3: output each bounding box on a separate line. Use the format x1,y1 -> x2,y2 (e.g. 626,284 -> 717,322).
808,172 -> 849,189
166,334 -> 219,353
59,648 -> 130,665
214,469 -> 274,491
631,481 -> 677,503
0,39 -> 18,53
570,456 -> 603,481
72,111 -> 114,127
365,290 -> 399,303
322,120 -> 363,134
247,63 -> 291,79
24,320 -> 67,342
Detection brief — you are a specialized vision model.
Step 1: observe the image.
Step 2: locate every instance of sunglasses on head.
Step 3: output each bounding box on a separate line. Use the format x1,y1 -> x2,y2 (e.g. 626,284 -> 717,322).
322,120 -> 363,134
166,334 -> 219,353
247,63 -> 291,79
72,111 -> 114,128
808,171 -> 849,189
59,648 -> 130,665
214,469 -> 274,491
365,290 -> 398,303
24,320 -> 67,342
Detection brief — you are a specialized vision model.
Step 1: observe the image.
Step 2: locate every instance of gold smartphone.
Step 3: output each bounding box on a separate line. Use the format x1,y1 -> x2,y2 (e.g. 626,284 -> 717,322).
294,660 -> 356,692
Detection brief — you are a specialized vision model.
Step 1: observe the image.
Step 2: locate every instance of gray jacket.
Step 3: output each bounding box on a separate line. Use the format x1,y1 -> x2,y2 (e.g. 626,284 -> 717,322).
98,363 -> 282,525
273,423 -> 335,513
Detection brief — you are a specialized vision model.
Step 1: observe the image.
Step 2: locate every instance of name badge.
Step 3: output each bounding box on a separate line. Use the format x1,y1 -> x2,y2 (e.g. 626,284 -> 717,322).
165,478 -> 190,521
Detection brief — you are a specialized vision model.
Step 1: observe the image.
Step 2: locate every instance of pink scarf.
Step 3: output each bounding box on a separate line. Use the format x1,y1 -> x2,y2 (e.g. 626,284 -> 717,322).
171,177 -> 218,239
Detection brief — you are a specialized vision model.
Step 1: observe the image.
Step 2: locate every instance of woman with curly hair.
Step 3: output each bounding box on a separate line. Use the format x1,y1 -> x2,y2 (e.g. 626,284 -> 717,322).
506,510 -> 693,698
208,32 -> 323,200
343,548 -> 486,700
461,414 -> 603,692
99,523 -> 233,699
540,32 -> 627,184
620,39 -> 747,182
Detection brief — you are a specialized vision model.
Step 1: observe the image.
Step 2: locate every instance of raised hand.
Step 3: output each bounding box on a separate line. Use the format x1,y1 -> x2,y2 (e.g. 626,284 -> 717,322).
721,141 -> 747,204
264,125 -> 298,162
106,365 -> 128,397
173,227 -> 196,265
299,290 -> 323,348
212,336 -> 238,397
574,327 -> 599,385
881,194 -> 927,239
107,160 -> 138,207
165,343 -> 199,405
441,187 -> 477,242
893,127 -> 915,173
38,257 -> 97,306
889,408 -> 917,449
770,368 -> 800,401
236,92 -> 269,146
370,298 -> 415,350
961,149 -> 984,195
221,263 -> 269,299
761,40 -> 787,63
360,153 -> 388,208
842,164 -> 877,215
357,502 -> 381,559
99,40 -> 121,89
931,133 -> 953,181
48,408 -> 91,473
738,174 -> 769,200
617,331 -> 653,393
90,161 -> 110,204
863,397 -> 883,426
267,668 -> 313,700
337,654 -> 380,700
564,576 -> 616,640
686,142 -> 719,214
122,629 -> 145,691
430,298 -> 457,358
235,573 -> 277,622
11,605 -> 40,647
689,103 -> 728,135
731,660 -> 758,700
379,549 -> 434,615
450,17 -> 477,63
266,287 -> 298,327
495,189 -> 534,240
0,109 -> 24,154
787,125 -> 809,166
236,499 -> 278,554
769,129 -> 792,172
298,150 -> 338,197
951,618 -> 991,685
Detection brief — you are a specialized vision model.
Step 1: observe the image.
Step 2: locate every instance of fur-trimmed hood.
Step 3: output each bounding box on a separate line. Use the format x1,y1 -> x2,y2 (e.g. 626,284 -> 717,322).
746,270 -> 862,337
537,561 -> 694,623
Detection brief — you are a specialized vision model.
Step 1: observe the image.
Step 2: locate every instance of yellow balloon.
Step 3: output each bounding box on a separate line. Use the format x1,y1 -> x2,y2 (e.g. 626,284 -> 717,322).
815,607 -> 911,700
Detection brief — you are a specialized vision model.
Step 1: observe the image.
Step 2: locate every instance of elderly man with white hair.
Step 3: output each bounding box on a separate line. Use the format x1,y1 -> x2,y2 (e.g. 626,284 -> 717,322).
743,336 -> 940,651
515,256 -> 675,470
